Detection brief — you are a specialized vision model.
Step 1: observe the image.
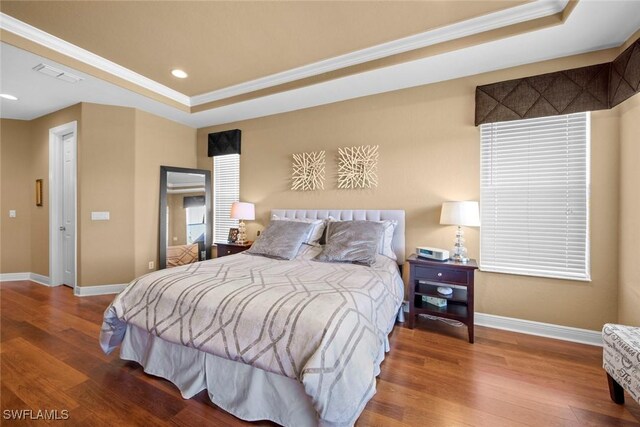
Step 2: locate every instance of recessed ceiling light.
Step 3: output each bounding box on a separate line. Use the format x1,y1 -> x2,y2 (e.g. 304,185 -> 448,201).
171,69 -> 188,79
0,94 -> 18,101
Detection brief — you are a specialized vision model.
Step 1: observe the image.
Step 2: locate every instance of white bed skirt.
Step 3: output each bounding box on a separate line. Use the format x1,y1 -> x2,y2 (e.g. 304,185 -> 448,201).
120,325 -> 391,426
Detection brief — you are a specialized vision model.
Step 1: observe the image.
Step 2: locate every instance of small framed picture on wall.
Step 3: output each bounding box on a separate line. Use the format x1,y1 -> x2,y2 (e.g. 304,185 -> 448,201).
227,227 -> 239,243
35,179 -> 43,206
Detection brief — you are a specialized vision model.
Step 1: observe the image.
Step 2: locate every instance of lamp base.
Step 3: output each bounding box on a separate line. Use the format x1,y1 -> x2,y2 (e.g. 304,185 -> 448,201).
450,254 -> 469,263
451,225 -> 469,263
237,220 -> 247,245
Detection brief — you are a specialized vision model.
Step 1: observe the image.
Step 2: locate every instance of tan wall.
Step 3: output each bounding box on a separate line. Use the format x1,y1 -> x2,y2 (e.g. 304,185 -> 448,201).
26,105 -> 82,276
133,110 -> 197,278
1,103 -> 196,285
79,103 -> 136,285
77,106 -> 197,283
198,48 -> 621,331
478,108 -> 620,329
0,119 -> 32,273
0,47 -> 632,329
618,94 -> 640,326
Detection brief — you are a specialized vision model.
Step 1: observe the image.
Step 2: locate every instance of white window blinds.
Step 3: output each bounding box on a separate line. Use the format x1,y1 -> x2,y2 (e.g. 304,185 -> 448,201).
213,154 -> 239,243
480,112 -> 590,281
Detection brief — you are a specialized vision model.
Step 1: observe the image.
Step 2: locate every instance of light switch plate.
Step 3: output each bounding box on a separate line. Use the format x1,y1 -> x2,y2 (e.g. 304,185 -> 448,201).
9,210 -> 16,218
91,211 -> 110,221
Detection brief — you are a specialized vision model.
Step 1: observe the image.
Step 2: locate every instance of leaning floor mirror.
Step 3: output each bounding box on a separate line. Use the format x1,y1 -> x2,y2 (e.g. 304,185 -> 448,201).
159,166 -> 212,269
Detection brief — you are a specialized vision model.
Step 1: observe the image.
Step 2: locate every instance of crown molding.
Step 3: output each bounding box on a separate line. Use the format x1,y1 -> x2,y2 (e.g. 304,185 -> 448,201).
190,0 -> 569,106
0,12 -> 191,106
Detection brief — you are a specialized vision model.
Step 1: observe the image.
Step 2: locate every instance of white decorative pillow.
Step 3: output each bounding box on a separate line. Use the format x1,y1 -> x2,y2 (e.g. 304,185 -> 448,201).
271,215 -> 326,246
378,219 -> 398,261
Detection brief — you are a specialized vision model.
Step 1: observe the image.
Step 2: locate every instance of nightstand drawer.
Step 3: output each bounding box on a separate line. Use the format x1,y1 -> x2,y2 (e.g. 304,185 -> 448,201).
215,242 -> 252,258
414,266 -> 467,284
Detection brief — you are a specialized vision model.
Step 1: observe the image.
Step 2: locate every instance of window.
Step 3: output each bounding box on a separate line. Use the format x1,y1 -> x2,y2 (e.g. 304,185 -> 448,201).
480,112 -> 590,281
186,206 -> 206,244
213,154 -> 240,243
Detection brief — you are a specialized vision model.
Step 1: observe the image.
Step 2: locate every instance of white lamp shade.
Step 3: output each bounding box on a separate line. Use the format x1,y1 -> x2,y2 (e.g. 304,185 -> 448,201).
230,202 -> 255,220
440,201 -> 480,227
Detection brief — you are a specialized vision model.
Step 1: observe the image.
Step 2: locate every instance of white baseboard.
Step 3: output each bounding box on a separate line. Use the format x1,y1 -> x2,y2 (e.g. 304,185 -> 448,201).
475,312 -> 602,347
1,272 -> 126,296
0,272 -> 51,286
30,273 -> 50,286
0,272 -> 30,282
74,283 -> 127,297
401,301 -> 602,346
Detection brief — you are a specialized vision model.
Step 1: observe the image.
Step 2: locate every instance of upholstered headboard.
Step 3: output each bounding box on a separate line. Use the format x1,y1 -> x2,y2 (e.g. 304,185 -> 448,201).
271,209 -> 406,263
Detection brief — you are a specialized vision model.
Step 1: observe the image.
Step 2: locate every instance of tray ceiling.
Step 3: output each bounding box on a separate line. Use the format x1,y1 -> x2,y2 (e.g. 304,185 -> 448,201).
0,0 -> 528,96
1,1 -> 639,128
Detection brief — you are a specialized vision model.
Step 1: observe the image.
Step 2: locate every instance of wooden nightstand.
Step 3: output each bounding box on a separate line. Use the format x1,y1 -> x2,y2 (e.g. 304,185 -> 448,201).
215,242 -> 252,258
407,255 -> 478,343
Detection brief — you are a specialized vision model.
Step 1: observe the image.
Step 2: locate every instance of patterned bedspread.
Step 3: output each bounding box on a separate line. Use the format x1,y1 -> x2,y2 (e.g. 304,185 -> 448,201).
100,245 -> 404,425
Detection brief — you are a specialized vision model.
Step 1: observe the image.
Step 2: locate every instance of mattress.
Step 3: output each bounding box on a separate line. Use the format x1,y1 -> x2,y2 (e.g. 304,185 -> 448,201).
101,245 -> 404,425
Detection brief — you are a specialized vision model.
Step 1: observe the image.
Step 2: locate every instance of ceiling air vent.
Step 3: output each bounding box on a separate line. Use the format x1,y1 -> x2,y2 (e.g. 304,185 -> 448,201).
33,63 -> 83,84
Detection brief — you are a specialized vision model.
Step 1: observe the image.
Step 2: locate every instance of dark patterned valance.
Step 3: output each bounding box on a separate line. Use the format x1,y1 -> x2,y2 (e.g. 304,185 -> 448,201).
208,129 -> 241,157
183,195 -> 205,208
475,38 -> 640,125
610,39 -> 640,107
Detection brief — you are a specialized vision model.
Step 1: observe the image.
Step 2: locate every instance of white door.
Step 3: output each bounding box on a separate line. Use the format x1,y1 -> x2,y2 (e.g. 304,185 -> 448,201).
62,132 -> 76,287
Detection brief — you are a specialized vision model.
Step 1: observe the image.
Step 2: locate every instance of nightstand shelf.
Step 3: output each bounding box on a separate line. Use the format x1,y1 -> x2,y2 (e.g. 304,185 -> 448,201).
415,282 -> 468,303
413,296 -> 468,319
407,255 -> 478,343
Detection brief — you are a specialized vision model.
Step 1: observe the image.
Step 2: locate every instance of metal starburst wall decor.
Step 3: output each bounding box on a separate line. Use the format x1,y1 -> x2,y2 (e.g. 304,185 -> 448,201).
291,150 -> 326,191
337,145 -> 379,189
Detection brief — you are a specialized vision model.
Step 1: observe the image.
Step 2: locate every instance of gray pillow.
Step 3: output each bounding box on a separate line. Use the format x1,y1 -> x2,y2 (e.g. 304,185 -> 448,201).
314,221 -> 384,266
271,215 -> 326,246
246,220 -> 313,260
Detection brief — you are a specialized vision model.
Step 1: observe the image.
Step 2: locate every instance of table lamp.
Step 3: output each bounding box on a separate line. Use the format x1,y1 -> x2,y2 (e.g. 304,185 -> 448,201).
440,201 -> 480,263
230,202 -> 255,245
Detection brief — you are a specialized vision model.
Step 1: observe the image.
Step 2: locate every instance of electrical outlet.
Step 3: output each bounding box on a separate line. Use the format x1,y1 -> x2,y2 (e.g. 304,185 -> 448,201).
9,210 -> 16,218
148,261 -> 154,270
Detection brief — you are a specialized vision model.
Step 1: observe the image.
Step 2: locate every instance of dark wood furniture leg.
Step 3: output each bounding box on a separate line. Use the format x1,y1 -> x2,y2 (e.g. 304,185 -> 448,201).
408,307 -> 415,329
607,373 -> 625,404
467,273 -> 474,343
407,265 -> 415,329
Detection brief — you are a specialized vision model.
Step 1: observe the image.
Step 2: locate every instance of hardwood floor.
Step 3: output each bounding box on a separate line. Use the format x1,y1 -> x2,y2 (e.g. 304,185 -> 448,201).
1,280 -> 639,426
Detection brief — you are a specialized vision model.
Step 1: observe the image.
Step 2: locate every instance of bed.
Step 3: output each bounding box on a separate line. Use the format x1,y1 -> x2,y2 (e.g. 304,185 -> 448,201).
100,209 -> 405,426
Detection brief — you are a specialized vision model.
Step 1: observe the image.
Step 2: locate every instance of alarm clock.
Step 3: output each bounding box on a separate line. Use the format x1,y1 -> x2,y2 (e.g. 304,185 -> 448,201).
417,246 -> 450,261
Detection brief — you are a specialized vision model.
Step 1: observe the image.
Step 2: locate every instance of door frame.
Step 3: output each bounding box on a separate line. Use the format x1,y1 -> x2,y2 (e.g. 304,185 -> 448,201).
49,121 -> 78,287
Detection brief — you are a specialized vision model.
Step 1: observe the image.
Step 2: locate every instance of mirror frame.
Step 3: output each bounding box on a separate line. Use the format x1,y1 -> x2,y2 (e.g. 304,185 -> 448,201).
159,165 -> 212,269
